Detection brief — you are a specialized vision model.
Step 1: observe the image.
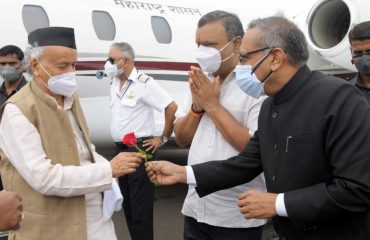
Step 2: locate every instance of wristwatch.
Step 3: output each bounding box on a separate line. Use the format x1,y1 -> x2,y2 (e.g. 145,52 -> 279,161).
161,135 -> 169,144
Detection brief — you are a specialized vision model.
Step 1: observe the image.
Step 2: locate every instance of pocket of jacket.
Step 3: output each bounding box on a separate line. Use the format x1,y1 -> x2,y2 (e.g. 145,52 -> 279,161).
285,134 -> 312,152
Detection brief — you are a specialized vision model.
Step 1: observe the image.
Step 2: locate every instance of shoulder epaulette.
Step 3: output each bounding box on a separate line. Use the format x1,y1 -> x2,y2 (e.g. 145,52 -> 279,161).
137,73 -> 151,83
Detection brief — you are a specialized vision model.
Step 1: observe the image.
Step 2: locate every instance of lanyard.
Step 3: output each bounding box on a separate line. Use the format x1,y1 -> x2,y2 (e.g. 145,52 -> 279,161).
116,80 -> 132,99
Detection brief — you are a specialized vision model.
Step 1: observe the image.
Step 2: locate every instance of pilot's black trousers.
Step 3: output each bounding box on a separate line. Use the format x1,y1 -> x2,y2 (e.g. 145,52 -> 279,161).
116,140 -> 155,240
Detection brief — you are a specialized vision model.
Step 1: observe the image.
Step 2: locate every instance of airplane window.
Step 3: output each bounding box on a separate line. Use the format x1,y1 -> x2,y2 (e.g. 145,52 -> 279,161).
151,16 -> 172,44
92,11 -> 116,41
22,5 -> 50,34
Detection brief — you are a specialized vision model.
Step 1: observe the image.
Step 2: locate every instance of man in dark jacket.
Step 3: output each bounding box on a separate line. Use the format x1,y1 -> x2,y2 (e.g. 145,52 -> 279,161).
348,21 -> 370,105
0,45 -> 28,192
0,45 -> 28,106
146,16 -> 370,240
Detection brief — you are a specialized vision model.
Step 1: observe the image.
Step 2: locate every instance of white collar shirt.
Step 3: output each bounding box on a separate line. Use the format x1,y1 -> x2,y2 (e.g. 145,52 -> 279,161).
0,96 -> 117,240
110,67 -> 172,142
176,72 -> 267,228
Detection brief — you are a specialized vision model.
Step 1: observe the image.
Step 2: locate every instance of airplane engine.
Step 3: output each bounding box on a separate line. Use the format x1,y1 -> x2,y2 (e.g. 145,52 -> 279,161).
303,0 -> 370,72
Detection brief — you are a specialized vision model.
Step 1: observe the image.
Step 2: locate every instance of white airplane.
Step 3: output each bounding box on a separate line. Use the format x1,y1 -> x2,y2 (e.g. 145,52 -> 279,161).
0,0 -> 369,148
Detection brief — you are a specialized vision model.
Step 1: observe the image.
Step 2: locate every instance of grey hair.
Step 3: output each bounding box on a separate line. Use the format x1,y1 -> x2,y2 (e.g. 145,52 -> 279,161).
24,44 -> 44,75
110,42 -> 135,60
248,16 -> 309,66
198,10 -> 244,41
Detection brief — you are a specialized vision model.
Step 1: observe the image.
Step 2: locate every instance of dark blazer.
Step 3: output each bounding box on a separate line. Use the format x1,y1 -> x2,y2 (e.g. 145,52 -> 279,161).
192,66 -> 370,240
350,74 -> 370,105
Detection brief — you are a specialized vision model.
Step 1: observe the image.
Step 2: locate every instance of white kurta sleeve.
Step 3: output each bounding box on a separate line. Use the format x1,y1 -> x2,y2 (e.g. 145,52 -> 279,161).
246,96 -> 266,136
0,104 -> 113,197
91,144 -> 110,163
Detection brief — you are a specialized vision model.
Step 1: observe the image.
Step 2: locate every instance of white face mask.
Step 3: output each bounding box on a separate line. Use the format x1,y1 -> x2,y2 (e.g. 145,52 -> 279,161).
104,60 -> 123,78
37,59 -> 77,97
195,38 -> 235,73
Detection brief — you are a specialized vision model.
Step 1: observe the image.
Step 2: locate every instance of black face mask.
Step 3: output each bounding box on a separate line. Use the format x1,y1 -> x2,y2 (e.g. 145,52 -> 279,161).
354,55 -> 370,75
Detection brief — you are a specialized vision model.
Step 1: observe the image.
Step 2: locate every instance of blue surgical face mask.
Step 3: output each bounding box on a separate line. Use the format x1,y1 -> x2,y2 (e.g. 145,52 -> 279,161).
234,65 -> 264,98
234,51 -> 272,98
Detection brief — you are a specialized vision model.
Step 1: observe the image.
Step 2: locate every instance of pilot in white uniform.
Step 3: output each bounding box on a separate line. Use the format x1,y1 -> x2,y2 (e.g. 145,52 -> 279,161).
105,41 -> 177,240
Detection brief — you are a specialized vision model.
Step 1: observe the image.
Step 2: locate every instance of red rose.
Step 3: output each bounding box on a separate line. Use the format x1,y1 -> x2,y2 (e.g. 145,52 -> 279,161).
122,132 -> 138,147
121,132 -> 153,162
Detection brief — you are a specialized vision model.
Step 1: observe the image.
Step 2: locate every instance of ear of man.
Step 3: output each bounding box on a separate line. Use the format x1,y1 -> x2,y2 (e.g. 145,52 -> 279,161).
270,48 -> 285,72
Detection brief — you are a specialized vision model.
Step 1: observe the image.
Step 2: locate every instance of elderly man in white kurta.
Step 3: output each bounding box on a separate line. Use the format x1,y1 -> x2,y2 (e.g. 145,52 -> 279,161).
0,27 -> 144,240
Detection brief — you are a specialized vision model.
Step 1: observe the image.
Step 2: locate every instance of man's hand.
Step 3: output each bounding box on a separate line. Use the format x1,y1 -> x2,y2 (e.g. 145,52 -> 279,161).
145,161 -> 187,185
0,190 -> 23,231
189,66 -> 221,111
237,190 -> 278,219
188,70 -> 203,113
110,152 -> 144,178
142,137 -> 164,153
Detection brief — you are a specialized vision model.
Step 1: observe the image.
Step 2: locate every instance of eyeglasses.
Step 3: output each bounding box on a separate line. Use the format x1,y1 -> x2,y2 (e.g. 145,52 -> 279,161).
106,57 -> 125,65
238,47 -> 272,64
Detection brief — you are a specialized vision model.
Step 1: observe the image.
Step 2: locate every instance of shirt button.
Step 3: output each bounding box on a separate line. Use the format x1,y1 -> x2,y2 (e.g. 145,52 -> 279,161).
272,175 -> 277,182
274,144 -> 278,150
272,112 -> 278,119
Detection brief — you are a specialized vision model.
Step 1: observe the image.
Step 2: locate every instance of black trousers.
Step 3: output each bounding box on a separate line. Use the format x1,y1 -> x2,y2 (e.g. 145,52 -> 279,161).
116,141 -> 155,240
184,216 -> 263,240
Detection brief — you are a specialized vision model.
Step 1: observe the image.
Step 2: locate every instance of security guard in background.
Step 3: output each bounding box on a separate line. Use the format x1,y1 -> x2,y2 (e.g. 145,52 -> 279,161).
105,41 -> 177,240
348,21 -> 370,105
0,45 -> 28,106
0,45 -> 28,192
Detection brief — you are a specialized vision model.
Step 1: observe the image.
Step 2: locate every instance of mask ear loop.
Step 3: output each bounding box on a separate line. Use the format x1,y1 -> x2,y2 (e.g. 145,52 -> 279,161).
35,58 -> 52,89
220,52 -> 235,63
117,58 -> 130,81
250,48 -> 275,84
261,70 -> 273,83
219,37 -> 237,63
251,48 -> 274,74
219,37 -> 236,52
35,58 -> 52,78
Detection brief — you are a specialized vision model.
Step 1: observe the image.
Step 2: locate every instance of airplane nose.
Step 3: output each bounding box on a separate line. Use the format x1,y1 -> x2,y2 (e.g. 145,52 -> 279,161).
96,70 -> 105,79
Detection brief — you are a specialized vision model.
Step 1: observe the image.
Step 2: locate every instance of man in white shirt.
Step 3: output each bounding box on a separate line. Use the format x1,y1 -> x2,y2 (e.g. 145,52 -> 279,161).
0,27 -> 144,240
105,42 -> 177,240
174,10 -> 266,240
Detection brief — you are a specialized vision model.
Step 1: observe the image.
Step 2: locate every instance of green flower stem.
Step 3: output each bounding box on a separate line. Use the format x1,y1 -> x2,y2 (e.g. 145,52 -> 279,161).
134,145 -> 153,162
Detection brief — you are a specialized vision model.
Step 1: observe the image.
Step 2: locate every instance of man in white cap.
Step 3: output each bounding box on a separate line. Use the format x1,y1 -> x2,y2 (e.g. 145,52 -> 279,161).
0,26 -> 144,240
